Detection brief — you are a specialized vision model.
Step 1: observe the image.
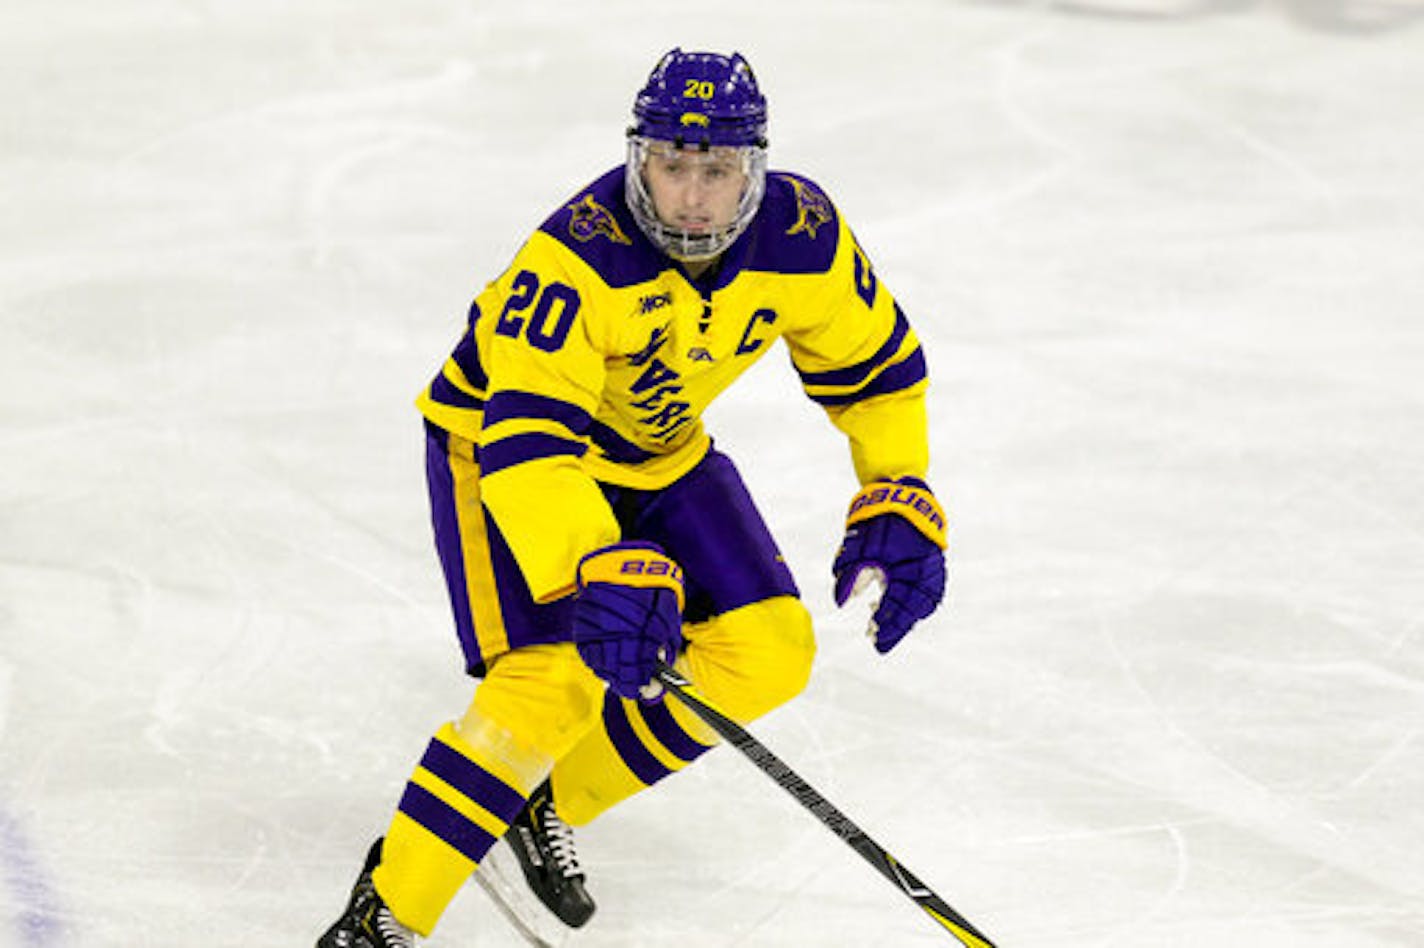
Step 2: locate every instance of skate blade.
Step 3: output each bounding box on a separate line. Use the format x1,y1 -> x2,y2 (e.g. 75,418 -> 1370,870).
473,843 -> 571,948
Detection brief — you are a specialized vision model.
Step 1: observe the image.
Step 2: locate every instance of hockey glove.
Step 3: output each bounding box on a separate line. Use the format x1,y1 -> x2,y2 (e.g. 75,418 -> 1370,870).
572,541 -> 685,700
833,478 -> 947,654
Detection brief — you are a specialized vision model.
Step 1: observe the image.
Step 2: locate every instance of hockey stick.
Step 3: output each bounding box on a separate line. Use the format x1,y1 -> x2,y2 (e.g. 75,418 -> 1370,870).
654,662 -> 997,947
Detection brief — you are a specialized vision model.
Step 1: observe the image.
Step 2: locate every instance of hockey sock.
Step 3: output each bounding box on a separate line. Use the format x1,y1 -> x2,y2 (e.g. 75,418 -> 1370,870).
374,723 -> 534,936
551,684 -> 718,825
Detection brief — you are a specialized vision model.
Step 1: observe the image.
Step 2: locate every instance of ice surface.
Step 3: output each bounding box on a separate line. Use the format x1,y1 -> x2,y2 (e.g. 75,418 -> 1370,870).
2,1 -> 1423,945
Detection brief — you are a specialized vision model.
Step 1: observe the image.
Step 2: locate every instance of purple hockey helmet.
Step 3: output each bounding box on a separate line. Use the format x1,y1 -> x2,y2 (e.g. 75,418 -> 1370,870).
629,49 -> 768,149
626,49 -> 770,261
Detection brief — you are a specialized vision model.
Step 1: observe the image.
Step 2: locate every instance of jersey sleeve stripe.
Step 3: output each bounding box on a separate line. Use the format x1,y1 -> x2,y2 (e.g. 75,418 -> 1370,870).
429,373 -> 486,411
450,305 -> 491,389
484,390 -> 592,433
443,355 -> 486,397
805,347 -> 927,406
479,432 -> 588,476
588,420 -> 657,464
793,306 -> 910,387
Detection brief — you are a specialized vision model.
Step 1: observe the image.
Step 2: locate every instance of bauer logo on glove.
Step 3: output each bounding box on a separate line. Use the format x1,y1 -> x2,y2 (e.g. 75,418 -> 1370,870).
572,542 -> 686,699
578,545 -> 686,604
833,478 -> 948,654
845,482 -> 947,548
619,557 -> 682,580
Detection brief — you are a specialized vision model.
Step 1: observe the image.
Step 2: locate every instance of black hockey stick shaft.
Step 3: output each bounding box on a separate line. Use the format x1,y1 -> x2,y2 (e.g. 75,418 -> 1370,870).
654,662 -> 997,947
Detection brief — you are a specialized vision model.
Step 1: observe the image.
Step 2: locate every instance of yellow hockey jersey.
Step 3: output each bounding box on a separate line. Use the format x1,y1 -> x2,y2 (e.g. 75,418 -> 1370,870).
417,168 -> 930,603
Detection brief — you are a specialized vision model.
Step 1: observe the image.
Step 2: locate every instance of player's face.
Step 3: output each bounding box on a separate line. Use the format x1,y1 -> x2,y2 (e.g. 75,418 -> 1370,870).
642,144 -> 748,235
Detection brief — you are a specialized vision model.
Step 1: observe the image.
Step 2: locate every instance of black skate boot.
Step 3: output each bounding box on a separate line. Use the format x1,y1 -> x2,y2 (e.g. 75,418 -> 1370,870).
317,839 -> 416,948
507,780 -> 596,928
478,780 -> 595,931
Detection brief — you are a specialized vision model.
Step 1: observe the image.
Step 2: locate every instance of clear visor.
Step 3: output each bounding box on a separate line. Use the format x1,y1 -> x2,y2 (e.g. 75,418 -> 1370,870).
625,136 -> 767,262
639,138 -> 753,179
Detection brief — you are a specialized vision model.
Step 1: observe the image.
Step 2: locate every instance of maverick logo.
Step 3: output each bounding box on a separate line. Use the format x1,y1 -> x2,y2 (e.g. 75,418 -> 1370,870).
626,327 -> 693,443
567,194 -> 631,245
782,175 -> 833,240
638,291 -> 673,315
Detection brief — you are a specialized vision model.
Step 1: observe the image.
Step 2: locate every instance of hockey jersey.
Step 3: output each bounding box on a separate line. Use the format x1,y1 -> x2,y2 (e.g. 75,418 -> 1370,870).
417,168 -> 930,603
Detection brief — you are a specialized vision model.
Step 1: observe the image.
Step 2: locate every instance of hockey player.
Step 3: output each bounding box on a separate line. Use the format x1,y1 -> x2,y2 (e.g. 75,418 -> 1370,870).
318,48 -> 947,946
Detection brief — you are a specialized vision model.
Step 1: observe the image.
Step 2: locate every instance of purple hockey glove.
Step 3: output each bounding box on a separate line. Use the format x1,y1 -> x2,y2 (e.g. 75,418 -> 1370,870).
572,541 -> 685,700
832,478 -> 948,654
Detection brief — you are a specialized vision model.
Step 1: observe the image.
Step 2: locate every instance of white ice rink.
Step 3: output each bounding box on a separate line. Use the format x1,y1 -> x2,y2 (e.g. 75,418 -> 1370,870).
3,1 -> 1423,945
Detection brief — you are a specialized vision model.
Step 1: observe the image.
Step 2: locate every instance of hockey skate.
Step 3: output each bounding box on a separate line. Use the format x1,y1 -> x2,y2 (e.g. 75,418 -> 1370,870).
475,780 -> 594,944
317,839 -> 417,948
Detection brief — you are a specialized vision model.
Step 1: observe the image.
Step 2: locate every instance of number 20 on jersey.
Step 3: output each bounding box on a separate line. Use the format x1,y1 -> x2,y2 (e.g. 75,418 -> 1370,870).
495,269 -> 581,353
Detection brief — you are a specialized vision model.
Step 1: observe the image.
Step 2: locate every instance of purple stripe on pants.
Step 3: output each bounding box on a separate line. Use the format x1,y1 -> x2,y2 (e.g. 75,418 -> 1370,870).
425,424 -> 481,672
425,422 -> 575,676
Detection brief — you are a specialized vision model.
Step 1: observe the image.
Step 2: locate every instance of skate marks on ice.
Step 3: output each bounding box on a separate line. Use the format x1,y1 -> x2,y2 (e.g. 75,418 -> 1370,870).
967,587 -> 1424,943
1,660 -> 60,944
0,801 -> 64,947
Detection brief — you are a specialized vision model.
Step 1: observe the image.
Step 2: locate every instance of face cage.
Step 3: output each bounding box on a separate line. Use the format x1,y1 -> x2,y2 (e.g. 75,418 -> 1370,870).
625,136 -> 768,263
